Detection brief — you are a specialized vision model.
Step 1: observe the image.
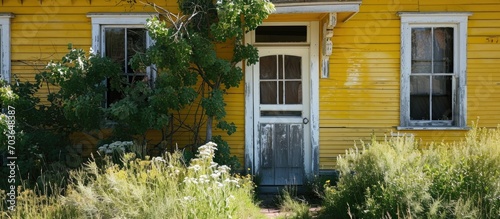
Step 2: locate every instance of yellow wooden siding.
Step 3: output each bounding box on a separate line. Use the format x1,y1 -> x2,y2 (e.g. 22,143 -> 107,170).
2,0 -> 171,89
1,1 -> 175,157
319,0 -> 500,168
3,0 -> 500,170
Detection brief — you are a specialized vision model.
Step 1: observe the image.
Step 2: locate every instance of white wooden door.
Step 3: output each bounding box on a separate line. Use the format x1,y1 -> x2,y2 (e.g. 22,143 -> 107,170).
253,47 -> 310,185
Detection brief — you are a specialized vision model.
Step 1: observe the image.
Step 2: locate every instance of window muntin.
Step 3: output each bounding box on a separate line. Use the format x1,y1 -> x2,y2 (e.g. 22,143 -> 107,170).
259,55 -> 302,105
399,13 -> 470,129
410,27 -> 454,124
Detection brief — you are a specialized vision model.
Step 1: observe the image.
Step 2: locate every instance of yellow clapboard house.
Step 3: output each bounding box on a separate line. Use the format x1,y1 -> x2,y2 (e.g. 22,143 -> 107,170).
1,0 -> 500,186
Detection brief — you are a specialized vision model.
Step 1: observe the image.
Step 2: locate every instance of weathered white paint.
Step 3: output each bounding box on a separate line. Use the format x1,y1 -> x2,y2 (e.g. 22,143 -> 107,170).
244,55 -> 254,173
87,13 -> 156,55
244,21 -> 320,183
259,123 -> 305,185
254,47 -> 311,183
0,13 -> 13,82
398,12 -> 471,129
274,3 -> 360,14
309,21 -> 319,176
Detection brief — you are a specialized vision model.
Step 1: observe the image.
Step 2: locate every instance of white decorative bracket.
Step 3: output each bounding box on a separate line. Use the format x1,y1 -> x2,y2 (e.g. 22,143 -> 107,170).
321,13 -> 336,79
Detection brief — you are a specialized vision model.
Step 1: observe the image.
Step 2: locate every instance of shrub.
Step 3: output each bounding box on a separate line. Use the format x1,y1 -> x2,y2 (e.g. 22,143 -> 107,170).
321,126 -> 500,219
0,142 -> 264,218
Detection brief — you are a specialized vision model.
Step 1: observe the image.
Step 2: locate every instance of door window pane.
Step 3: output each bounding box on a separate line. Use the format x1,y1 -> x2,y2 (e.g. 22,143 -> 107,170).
260,81 -> 277,104
285,81 -> 301,104
285,55 -> 301,79
261,111 -> 301,117
260,56 -> 277,79
260,54 -> 303,105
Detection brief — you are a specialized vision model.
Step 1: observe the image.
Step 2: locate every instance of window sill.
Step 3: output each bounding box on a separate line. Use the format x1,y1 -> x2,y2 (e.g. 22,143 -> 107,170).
397,126 -> 470,131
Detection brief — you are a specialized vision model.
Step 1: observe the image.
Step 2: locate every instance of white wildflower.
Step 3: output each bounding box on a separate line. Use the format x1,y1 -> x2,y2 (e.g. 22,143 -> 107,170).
216,182 -> 224,188
183,196 -> 195,201
152,157 -> 166,163
98,141 -> 133,154
183,177 -> 198,184
199,175 -> 210,184
211,172 -> 221,179
198,142 -> 217,159
210,162 -> 218,168
188,164 -> 201,172
224,178 -> 239,185
218,165 -> 231,173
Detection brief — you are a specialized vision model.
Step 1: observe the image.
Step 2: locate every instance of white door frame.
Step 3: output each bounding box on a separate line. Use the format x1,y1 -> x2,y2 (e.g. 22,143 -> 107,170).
244,21 -> 320,180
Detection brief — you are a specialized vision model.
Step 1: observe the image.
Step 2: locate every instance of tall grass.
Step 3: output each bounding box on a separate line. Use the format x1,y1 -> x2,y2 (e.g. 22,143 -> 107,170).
1,142 -> 264,219
278,188 -> 312,219
321,125 -> 500,219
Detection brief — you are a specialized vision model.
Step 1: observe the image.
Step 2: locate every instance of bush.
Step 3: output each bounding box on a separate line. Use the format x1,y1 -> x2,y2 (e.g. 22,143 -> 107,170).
1,142 -> 264,219
321,125 -> 500,219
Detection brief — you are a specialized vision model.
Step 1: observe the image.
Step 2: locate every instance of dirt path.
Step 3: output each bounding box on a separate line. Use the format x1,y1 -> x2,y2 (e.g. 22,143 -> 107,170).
258,194 -> 321,218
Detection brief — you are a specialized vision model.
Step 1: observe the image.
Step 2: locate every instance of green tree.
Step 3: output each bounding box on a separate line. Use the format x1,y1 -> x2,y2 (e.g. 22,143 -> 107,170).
128,0 -> 274,160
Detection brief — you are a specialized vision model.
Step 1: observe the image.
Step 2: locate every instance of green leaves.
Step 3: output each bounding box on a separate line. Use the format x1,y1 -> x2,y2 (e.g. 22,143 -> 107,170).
122,0 -> 273,165
201,89 -> 226,119
211,0 -> 275,42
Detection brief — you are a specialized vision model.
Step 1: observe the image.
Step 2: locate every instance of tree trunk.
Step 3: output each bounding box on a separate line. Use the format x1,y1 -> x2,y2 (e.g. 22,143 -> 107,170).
205,116 -> 213,143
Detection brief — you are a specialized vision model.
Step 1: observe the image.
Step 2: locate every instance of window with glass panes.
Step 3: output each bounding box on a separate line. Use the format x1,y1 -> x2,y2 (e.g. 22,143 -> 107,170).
399,13 -> 470,128
102,27 -> 148,105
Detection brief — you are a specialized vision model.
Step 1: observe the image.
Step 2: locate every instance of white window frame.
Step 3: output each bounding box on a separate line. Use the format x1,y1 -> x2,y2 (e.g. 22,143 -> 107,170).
0,13 -> 13,83
87,13 -> 157,106
398,12 -> 471,130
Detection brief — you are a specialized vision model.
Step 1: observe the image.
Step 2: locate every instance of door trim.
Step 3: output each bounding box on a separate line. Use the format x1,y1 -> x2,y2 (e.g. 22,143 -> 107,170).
244,21 -> 319,181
